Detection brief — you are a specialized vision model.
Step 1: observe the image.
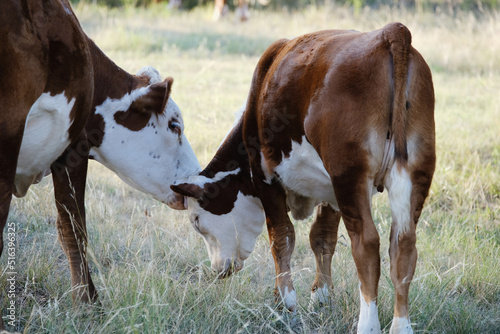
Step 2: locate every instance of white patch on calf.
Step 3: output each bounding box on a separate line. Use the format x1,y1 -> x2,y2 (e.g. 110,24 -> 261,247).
90,87 -> 200,204
389,317 -> 413,334
278,286 -> 297,311
309,284 -> 330,310
386,165 -> 412,235
15,92 -> 75,197
357,287 -> 381,334
274,135 -> 338,209
187,168 -> 241,188
187,191 -> 265,273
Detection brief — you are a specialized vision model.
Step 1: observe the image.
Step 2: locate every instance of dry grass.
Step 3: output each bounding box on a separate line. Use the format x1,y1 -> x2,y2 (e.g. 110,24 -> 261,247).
1,3 -> 499,333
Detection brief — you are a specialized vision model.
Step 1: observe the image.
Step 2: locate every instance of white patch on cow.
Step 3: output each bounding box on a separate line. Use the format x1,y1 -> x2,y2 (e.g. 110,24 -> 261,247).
14,92 -> 75,197
274,135 -> 338,210
389,317 -> 413,334
357,288 -> 381,334
187,191 -> 265,273
90,86 -> 200,204
386,165 -> 412,235
136,66 -> 162,84
278,286 -> 297,311
309,284 -> 330,310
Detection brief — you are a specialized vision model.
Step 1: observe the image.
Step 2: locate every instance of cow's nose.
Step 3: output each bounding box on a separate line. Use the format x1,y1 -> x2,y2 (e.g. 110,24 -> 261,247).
216,259 -> 242,279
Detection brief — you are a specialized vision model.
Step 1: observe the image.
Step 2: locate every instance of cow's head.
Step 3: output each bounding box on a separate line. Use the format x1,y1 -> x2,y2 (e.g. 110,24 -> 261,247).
89,67 -> 200,206
170,168 -> 265,277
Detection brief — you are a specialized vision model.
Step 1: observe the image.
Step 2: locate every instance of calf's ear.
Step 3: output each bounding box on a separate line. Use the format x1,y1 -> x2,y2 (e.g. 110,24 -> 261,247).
166,192 -> 188,210
170,183 -> 204,199
167,183 -> 203,210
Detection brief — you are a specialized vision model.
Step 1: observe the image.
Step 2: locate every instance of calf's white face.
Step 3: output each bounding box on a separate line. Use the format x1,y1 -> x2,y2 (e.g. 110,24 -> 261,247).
90,69 -> 200,205
171,173 -> 265,277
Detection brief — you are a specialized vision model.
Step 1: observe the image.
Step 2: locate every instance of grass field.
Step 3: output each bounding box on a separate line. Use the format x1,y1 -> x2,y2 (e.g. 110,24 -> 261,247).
1,3 -> 499,333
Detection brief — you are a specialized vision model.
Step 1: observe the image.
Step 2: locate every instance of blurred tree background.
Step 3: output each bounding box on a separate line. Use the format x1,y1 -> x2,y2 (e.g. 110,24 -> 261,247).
72,0 -> 500,13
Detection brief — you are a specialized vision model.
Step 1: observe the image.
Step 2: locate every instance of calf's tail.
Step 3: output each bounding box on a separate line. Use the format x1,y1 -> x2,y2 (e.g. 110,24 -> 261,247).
384,22 -> 412,165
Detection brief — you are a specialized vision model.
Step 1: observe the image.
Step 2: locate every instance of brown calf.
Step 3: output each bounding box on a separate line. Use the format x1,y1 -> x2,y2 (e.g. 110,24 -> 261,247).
171,23 -> 435,333
1,0 -> 199,328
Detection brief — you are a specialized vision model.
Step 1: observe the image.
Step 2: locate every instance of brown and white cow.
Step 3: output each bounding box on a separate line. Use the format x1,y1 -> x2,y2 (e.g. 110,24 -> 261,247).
0,0 -> 199,327
170,23 -> 435,333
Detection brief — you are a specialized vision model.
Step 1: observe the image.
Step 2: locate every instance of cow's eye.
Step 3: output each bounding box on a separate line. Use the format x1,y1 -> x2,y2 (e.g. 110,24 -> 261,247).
168,119 -> 181,135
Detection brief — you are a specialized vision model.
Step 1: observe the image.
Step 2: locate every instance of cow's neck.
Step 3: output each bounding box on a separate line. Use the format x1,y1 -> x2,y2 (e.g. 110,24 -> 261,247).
85,37 -> 139,148
87,37 -> 138,108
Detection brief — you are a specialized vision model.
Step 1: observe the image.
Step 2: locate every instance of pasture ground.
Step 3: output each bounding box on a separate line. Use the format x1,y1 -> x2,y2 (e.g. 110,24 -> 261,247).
1,3 -> 499,333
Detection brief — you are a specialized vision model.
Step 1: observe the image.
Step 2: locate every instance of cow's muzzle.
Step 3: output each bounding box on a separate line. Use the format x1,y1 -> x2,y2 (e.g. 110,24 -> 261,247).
216,259 -> 243,279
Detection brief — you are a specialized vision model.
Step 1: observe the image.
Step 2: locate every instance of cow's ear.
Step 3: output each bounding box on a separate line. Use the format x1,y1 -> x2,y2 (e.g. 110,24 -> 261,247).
157,77 -> 173,114
171,183 -> 204,199
129,77 -> 173,114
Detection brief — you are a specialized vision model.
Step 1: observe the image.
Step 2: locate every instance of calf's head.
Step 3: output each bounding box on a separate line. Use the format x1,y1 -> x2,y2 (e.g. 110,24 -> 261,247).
90,67 -> 200,206
170,169 -> 265,277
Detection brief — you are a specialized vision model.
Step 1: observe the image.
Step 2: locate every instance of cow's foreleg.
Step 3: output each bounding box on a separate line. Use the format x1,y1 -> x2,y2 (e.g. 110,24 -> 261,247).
387,163 -> 433,334
0,117 -> 25,331
51,136 -> 97,303
267,212 -> 296,312
0,164 -> 16,332
0,176 -> 14,331
254,179 -> 296,311
333,176 -> 381,334
309,203 -> 341,309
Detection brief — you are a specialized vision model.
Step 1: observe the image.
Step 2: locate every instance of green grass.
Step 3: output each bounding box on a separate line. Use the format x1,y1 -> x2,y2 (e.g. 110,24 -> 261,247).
1,4 -> 499,333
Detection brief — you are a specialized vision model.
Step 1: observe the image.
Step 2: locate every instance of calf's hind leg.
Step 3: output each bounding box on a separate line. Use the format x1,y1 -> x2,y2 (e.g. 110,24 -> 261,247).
332,172 -> 381,333
386,162 -> 434,334
309,203 -> 341,309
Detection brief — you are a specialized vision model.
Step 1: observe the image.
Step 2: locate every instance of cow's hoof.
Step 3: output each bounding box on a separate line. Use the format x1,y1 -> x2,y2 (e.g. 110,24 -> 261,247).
389,317 -> 413,334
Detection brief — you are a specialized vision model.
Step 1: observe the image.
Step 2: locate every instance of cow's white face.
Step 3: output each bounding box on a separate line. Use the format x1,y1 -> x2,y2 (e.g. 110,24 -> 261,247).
90,68 -> 200,205
170,173 -> 265,277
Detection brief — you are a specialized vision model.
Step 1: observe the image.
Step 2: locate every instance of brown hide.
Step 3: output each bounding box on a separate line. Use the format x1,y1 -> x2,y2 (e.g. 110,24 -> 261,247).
172,23 -> 435,330
0,1 -> 177,324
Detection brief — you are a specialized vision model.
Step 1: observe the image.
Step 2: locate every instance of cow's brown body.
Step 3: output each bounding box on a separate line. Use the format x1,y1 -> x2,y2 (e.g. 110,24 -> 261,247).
1,2 -> 94,312
172,23 -> 435,333
1,1 -> 198,329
